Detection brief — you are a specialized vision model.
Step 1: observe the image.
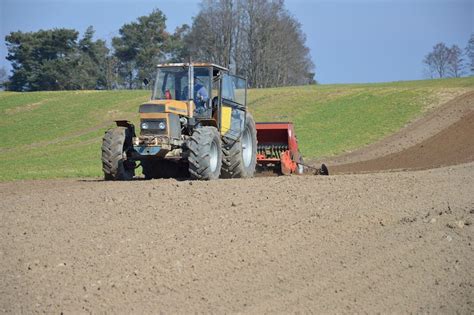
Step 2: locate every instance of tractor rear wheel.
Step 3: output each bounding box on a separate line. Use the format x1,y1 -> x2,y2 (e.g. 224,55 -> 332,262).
101,127 -> 135,180
187,126 -> 222,180
221,112 -> 257,178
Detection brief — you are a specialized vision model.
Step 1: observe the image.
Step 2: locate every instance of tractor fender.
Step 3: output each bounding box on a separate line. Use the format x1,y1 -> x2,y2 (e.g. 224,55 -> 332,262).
115,120 -> 136,138
197,119 -> 218,128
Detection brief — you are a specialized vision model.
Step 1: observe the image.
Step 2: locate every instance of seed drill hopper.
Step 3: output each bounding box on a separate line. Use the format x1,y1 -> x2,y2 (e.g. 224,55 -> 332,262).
256,122 -> 328,176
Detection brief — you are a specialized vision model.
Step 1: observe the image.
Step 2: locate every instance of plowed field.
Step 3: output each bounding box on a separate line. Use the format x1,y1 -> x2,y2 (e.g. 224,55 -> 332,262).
1,92 -> 473,313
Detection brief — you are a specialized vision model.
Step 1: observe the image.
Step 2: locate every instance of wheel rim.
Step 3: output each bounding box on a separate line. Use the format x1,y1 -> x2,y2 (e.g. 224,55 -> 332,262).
209,139 -> 218,173
242,126 -> 253,168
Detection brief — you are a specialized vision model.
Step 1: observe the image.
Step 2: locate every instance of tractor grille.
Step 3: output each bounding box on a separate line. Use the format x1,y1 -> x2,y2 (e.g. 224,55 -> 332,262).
140,119 -> 167,136
257,144 -> 289,159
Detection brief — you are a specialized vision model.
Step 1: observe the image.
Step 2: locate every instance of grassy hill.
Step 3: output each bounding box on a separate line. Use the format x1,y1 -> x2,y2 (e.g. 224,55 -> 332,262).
1,77 -> 473,181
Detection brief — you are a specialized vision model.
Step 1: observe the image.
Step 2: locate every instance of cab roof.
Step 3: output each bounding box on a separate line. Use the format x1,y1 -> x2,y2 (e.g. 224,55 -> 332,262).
157,62 -> 229,72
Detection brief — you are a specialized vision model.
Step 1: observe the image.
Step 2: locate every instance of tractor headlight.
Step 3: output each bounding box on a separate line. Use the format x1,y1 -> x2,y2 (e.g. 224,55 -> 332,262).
141,122 -> 149,130
158,122 -> 166,130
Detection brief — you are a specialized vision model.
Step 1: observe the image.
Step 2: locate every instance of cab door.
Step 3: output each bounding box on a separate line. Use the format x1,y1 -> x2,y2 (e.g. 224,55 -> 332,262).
220,74 -> 247,141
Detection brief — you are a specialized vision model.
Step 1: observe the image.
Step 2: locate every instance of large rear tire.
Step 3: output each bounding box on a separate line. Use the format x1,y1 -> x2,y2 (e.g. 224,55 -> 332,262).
187,126 -> 222,180
101,127 -> 135,180
221,112 -> 257,178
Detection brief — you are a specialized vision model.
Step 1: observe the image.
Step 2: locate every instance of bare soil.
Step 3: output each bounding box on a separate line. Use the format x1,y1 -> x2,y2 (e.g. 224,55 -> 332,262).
332,110 -> 474,174
319,91 -> 474,169
1,91 -> 474,313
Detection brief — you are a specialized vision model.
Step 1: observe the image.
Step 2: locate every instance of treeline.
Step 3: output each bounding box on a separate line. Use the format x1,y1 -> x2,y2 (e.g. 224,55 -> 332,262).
3,0 -> 315,91
423,34 -> 474,78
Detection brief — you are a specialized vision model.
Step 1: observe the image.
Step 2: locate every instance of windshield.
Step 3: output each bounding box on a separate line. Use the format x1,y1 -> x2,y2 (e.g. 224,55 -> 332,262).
152,67 -> 189,101
152,67 -> 211,102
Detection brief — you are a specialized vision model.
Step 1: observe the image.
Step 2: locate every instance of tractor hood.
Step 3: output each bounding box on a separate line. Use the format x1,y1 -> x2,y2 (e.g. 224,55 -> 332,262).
139,99 -> 192,117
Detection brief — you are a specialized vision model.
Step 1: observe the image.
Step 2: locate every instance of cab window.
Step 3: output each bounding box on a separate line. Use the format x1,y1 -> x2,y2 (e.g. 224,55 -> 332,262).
222,74 -> 246,106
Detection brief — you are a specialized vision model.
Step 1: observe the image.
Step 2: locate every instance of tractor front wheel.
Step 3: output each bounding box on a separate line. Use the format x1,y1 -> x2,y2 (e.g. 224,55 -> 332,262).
187,126 -> 222,180
101,127 -> 135,180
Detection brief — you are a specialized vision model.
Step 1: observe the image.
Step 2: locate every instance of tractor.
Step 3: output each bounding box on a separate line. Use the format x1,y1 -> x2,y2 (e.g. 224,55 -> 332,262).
101,62 -> 328,180
101,63 -> 257,180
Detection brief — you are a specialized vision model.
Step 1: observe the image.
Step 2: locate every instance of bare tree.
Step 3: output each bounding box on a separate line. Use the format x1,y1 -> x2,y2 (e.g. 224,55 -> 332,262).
104,55 -> 120,90
0,67 -> 9,90
423,43 -> 451,78
447,45 -> 464,78
186,0 -> 236,68
186,0 -> 314,88
466,34 -> 474,75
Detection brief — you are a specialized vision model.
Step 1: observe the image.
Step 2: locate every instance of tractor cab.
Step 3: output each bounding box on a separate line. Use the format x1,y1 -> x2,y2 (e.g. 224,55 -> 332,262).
151,64 -> 213,118
134,63 -> 248,154
149,63 -> 246,121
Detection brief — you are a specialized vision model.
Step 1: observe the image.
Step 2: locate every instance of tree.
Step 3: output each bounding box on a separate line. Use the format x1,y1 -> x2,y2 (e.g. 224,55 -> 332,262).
447,45 -> 464,78
104,55 -> 120,90
423,43 -> 451,78
75,26 -> 110,89
6,29 -> 79,91
466,34 -> 474,75
185,0 -> 315,88
112,9 -> 169,89
5,27 -> 109,91
167,24 -> 191,62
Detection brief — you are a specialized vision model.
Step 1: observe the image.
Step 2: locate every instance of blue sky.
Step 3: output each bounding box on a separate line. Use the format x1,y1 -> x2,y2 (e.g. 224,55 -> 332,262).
0,0 -> 472,84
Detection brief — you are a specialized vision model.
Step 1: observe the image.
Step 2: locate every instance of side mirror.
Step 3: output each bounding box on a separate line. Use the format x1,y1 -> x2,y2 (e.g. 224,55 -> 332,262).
143,78 -> 149,86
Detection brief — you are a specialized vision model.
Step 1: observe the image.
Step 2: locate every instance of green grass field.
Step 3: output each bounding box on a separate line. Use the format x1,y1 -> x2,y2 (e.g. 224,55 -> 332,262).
1,77 -> 473,181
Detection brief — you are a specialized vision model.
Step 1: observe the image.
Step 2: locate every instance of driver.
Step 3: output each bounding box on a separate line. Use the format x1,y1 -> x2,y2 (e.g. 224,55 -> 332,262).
182,77 -> 209,113
193,80 -> 209,110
